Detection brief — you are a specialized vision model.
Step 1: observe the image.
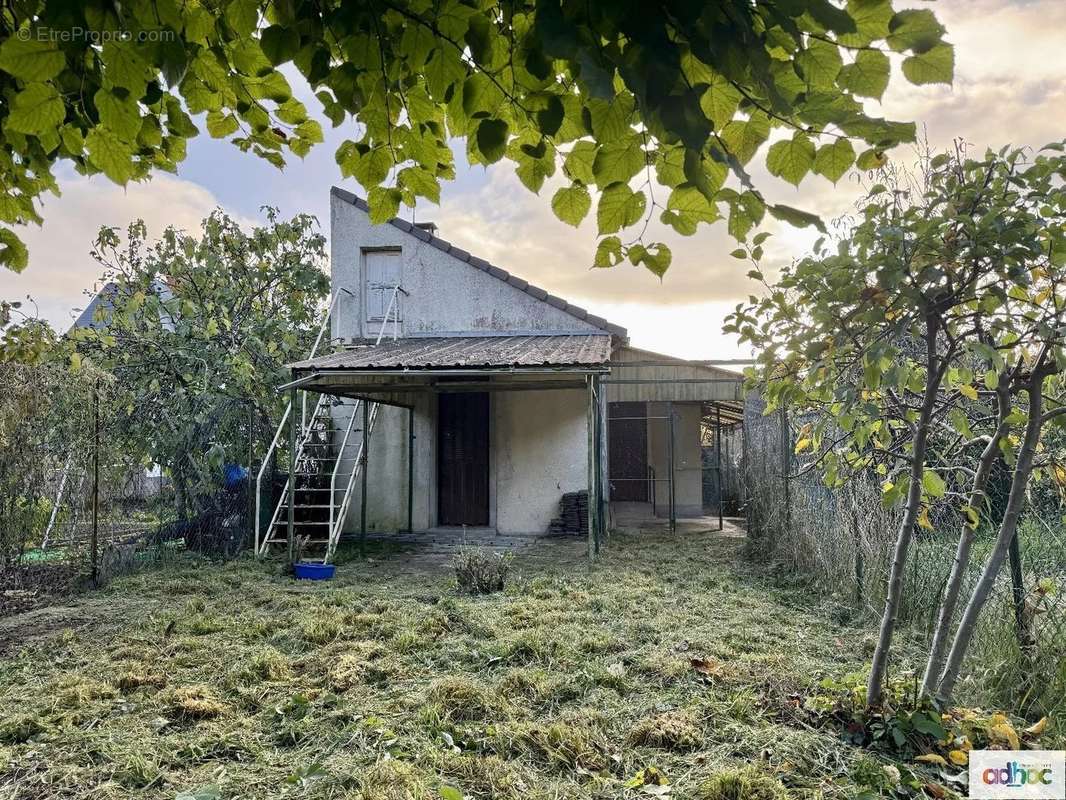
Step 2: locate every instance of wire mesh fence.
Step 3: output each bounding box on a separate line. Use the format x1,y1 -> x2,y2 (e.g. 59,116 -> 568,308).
0,361 -> 262,617
734,394 -> 1066,719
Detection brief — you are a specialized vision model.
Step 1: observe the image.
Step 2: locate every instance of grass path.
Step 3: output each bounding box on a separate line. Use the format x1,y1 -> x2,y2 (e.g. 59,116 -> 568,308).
0,530 -> 944,799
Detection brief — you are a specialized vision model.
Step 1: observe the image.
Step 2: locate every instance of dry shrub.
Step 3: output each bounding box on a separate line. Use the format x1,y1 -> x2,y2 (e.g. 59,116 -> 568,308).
627,710 -> 703,750
453,548 -> 511,595
166,685 -> 227,720
516,711 -> 610,772
327,642 -> 391,691
55,677 -> 117,708
697,766 -> 790,800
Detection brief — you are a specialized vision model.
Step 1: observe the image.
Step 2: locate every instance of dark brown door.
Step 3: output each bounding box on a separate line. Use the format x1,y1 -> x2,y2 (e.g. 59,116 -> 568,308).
609,402 -> 648,502
438,392 -> 489,525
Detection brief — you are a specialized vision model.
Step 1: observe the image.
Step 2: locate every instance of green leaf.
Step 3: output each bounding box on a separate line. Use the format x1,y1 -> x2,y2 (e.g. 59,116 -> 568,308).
535,95 -> 565,137
837,50 -> 891,99
720,113 -> 770,165
0,227 -> 29,272
796,40 -> 843,88
596,183 -> 645,235
398,166 -> 441,204
768,203 -> 826,232
176,786 -> 221,800
475,118 -> 509,164
887,9 -> 946,53
767,134 -> 815,186
367,186 -> 402,224
699,75 -> 741,127
563,141 -> 597,184
95,89 -> 141,142
439,787 -> 463,800
856,148 -> 887,171
6,82 -> 65,135
592,136 -> 645,185
666,183 -> 718,225
813,138 -> 855,183
86,128 -> 136,183
587,93 -> 635,143
261,26 -> 302,65
922,469 -> 946,499
630,242 -> 672,277
901,44 -> 954,85
0,36 -> 65,81
593,235 -> 623,268
206,111 -> 240,139
353,147 -> 392,187
551,184 -> 591,227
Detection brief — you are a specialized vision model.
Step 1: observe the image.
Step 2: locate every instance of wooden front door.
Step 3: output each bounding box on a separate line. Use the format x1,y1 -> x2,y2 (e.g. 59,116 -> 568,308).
609,402 -> 648,502
437,392 -> 489,525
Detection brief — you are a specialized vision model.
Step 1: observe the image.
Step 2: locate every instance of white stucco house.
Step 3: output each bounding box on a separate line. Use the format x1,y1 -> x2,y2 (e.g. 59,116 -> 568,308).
258,187 -> 742,562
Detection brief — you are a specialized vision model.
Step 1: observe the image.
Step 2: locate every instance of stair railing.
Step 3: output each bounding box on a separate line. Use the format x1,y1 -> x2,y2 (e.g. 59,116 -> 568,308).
328,398 -> 363,544
327,401 -> 380,562
254,289 -> 346,556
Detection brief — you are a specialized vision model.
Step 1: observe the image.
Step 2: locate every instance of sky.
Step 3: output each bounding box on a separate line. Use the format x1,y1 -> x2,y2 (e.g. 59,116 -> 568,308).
4,0 -> 1064,359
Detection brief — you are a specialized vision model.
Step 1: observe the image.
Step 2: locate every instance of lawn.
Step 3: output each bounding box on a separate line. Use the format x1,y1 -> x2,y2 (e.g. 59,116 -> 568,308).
0,529 -> 1047,800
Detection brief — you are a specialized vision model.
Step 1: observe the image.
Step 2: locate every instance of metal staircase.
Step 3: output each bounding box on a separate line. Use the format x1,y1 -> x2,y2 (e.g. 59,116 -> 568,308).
254,284 -> 403,564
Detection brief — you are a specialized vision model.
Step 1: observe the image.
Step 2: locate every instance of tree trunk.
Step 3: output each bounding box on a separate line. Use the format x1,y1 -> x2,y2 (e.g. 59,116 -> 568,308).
173,455 -> 189,521
866,320 -> 942,707
935,373 -> 1044,703
920,391 -> 1008,696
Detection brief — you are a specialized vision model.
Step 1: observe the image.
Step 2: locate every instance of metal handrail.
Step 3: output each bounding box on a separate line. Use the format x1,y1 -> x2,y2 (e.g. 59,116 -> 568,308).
327,401 -> 379,562
374,285 -> 408,345
257,391 -> 329,556
328,398 -> 363,541
254,402 -> 290,554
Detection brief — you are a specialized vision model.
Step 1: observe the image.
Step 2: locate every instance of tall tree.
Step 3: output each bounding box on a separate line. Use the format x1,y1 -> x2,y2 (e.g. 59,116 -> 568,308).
75,209 -> 328,518
729,141 -> 1066,706
0,0 -> 953,277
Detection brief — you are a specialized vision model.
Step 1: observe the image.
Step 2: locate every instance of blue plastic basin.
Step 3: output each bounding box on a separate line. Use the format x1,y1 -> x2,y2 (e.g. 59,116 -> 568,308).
293,562 -> 336,581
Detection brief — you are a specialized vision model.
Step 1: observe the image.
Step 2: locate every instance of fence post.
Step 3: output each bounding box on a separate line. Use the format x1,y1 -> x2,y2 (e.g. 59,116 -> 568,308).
716,403 -> 723,531
91,380 -> 100,587
247,403 -> 255,548
780,404 -> 790,545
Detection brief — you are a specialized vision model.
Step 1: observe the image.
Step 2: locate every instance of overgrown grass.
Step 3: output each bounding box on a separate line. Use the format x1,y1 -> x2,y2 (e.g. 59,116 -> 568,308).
0,530 -> 1058,799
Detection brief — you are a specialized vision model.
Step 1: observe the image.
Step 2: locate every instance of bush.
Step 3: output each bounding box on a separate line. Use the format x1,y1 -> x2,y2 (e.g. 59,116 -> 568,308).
697,766 -> 790,800
453,547 -> 510,595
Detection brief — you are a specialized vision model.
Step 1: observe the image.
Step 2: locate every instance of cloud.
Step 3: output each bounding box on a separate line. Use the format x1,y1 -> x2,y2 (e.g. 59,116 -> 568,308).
3,173 -> 243,332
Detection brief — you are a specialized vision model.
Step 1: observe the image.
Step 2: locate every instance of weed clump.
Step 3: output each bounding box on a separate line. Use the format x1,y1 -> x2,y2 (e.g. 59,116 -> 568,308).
116,671 -> 167,692
697,766 -> 790,800
453,548 -> 511,594
55,677 -> 117,708
165,685 -> 227,720
327,642 -> 391,690
423,676 -> 499,723
627,710 -> 703,750
356,759 -> 432,800
0,714 -> 44,743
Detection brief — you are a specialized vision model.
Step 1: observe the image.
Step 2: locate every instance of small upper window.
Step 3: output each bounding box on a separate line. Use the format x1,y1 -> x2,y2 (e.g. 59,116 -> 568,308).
365,249 -> 402,322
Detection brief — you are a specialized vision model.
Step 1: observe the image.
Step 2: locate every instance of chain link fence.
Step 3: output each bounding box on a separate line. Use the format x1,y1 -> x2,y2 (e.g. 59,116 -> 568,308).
734,394 -> 1066,720
0,362 -> 259,617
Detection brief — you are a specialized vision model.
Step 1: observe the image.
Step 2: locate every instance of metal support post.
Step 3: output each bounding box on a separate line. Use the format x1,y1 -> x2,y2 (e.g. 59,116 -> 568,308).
407,405 -> 414,533
360,399 -> 369,554
716,403 -> 723,532
91,381 -> 99,586
586,375 -> 597,561
287,386 -> 297,565
668,402 -> 676,534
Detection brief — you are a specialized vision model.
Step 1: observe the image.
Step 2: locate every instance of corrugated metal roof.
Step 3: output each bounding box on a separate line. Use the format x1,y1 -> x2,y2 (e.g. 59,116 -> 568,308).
290,335 -> 612,371
331,187 -> 628,339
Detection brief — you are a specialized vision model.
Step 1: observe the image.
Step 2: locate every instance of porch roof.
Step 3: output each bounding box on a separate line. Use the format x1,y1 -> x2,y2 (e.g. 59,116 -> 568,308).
289,334 -> 612,373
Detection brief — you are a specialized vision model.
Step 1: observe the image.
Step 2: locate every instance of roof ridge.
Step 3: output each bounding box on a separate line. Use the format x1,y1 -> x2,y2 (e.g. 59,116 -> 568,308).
330,186 -> 628,340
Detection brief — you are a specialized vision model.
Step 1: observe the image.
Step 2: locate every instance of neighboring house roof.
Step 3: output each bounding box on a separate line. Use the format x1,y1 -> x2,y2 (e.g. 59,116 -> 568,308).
290,334 -> 611,371
69,278 -> 175,334
331,187 -> 628,339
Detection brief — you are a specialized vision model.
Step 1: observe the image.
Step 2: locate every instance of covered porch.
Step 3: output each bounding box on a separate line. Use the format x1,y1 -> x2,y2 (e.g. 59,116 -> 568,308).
278,334 -> 612,558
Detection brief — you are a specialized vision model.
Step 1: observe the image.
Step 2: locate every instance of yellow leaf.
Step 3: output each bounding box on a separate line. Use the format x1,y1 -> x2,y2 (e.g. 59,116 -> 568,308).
1024,717 -> 1048,737
795,438 -> 812,454
916,754 -> 948,766
989,713 -> 1008,726
991,722 -> 1020,750
69,352 -> 82,371
948,750 -> 968,766
918,505 -> 933,530
959,384 -> 978,401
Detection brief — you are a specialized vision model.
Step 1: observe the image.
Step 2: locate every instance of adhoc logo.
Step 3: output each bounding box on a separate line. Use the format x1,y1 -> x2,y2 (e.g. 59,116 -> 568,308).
970,750 -> 1066,799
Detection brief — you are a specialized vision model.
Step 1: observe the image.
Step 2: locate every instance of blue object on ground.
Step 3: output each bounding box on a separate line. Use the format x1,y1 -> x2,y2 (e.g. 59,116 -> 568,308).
293,562 -> 336,580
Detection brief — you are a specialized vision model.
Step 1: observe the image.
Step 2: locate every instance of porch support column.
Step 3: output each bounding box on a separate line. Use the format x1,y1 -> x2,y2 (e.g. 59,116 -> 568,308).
668,402 -> 676,534
406,405 -> 414,533
287,386 -> 297,565
597,376 -> 609,546
716,403 -> 723,532
586,374 -> 599,561
360,399 -> 369,554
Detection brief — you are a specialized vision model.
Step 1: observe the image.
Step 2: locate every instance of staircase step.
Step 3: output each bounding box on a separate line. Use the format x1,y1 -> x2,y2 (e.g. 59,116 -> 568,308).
273,520 -> 331,526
